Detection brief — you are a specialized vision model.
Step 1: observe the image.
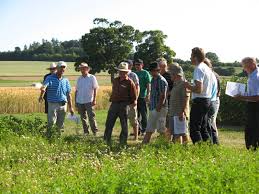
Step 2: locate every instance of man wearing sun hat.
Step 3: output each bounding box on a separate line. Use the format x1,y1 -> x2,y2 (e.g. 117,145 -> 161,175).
39,61 -> 74,137
75,62 -> 99,136
104,62 -> 137,145
42,62 -> 57,114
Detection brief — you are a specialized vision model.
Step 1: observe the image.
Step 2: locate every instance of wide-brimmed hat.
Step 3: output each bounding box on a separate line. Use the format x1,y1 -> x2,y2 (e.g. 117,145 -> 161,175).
116,62 -> 130,72
46,63 -> 57,70
57,61 -> 67,68
79,62 -> 89,68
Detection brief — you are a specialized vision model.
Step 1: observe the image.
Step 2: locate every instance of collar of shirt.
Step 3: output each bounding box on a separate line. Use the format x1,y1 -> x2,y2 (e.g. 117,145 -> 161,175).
248,67 -> 258,79
54,73 -> 64,80
80,74 -> 91,79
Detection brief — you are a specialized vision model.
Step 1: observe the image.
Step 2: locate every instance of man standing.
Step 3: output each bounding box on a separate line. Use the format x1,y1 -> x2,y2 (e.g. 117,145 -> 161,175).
39,61 -> 74,136
104,62 -> 137,145
234,57 -> 259,150
185,47 -> 214,144
43,63 -> 57,114
134,59 -> 152,135
125,60 -> 140,140
143,62 -> 168,144
75,62 -> 99,136
157,57 -> 174,136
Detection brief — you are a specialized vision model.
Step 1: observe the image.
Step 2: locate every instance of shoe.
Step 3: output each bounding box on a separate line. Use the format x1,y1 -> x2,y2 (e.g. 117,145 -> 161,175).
129,133 -> 135,136
84,132 -> 89,136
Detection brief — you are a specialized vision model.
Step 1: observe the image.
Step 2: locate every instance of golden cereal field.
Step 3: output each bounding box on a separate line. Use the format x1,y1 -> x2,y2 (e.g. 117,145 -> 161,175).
0,86 -> 111,114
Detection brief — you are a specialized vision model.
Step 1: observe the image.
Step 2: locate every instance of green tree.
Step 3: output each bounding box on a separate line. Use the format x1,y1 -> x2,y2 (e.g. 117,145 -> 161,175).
134,30 -> 175,67
205,52 -> 220,64
78,18 -> 141,81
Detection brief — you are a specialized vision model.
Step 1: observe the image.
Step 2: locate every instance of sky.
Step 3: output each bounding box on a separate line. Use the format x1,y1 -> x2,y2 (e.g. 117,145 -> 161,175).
0,0 -> 259,62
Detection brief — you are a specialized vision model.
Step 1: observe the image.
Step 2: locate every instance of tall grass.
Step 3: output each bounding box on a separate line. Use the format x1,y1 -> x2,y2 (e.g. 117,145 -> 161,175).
0,86 -> 111,114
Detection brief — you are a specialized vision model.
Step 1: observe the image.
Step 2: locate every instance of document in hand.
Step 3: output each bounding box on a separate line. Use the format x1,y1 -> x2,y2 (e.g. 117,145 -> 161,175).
173,116 -> 188,135
67,113 -> 80,124
225,82 -> 246,97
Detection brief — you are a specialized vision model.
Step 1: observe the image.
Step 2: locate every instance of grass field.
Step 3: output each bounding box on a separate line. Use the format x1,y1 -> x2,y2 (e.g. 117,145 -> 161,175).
0,61 -> 111,87
0,112 -> 258,193
0,61 -> 258,193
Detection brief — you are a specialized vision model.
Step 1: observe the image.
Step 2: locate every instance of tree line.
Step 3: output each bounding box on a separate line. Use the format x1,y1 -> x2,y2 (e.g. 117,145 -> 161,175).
0,39 -> 84,61
0,18 -> 252,77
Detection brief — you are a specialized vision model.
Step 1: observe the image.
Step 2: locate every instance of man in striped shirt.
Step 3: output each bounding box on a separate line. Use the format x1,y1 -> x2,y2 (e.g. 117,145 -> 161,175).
143,62 -> 168,144
39,61 -> 74,137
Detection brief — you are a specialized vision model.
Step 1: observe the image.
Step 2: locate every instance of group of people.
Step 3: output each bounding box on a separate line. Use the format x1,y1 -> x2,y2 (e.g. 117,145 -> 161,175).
39,47 -> 259,150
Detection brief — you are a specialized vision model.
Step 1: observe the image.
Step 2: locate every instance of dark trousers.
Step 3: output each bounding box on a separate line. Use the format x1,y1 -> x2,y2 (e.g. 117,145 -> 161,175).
190,98 -> 211,144
137,98 -> 148,133
207,101 -> 219,144
104,102 -> 129,145
44,99 -> 48,114
246,102 -> 259,150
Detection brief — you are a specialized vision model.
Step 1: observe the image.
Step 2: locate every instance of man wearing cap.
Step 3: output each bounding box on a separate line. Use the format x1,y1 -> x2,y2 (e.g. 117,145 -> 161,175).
143,62 -> 168,144
75,62 -> 99,136
168,63 -> 190,144
125,60 -> 140,140
134,59 -> 152,135
104,62 -> 137,145
42,63 -> 57,114
39,61 -> 74,136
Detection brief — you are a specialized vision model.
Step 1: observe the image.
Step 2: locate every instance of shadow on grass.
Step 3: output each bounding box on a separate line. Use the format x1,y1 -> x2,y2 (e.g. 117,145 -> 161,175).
218,125 -> 244,132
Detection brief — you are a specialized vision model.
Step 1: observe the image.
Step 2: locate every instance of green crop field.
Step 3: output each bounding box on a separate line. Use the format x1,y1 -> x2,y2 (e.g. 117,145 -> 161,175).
0,111 -> 258,193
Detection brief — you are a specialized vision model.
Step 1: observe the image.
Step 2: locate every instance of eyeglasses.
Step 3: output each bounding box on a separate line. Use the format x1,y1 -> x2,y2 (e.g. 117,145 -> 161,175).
134,63 -> 141,66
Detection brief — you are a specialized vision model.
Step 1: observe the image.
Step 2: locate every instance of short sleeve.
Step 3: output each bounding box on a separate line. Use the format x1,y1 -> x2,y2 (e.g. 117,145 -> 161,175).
66,79 -> 71,93
182,85 -> 190,97
75,78 -> 79,91
160,80 -> 168,94
193,67 -> 205,82
147,72 -> 152,83
43,76 -> 50,87
134,74 -> 139,86
92,76 -> 99,89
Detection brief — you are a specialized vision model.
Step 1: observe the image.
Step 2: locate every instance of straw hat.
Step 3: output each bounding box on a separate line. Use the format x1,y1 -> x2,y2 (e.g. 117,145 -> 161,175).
116,62 -> 130,72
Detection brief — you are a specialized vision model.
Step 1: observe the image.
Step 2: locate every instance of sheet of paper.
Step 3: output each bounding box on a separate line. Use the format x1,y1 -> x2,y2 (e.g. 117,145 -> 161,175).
225,82 -> 246,97
173,116 -> 188,135
31,82 -> 42,89
67,113 -> 80,124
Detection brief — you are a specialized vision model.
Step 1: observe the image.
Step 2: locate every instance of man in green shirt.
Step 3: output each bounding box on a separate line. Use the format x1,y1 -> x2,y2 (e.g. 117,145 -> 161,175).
134,59 -> 152,134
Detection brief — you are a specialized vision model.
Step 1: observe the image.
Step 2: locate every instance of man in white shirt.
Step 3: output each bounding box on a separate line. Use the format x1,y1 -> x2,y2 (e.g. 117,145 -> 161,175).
185,47 -> 214,144
75,62 -> 99,135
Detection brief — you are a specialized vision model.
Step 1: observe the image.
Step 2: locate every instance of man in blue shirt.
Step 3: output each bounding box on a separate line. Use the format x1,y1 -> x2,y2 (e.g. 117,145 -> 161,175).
142,62 -> 168,144
39,61 -> 74,137
234,57 -> 259,150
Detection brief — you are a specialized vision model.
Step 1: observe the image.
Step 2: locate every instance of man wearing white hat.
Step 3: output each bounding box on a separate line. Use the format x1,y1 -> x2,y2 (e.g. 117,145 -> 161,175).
104,62 -> 137,145
39,61 -> 74,137
42,62 -> 57,114
75,62 -> 99,135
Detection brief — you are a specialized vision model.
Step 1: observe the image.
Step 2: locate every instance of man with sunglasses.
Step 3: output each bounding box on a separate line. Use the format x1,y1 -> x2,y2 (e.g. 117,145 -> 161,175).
134,59 -> 152,135
39,61 -> 74,137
